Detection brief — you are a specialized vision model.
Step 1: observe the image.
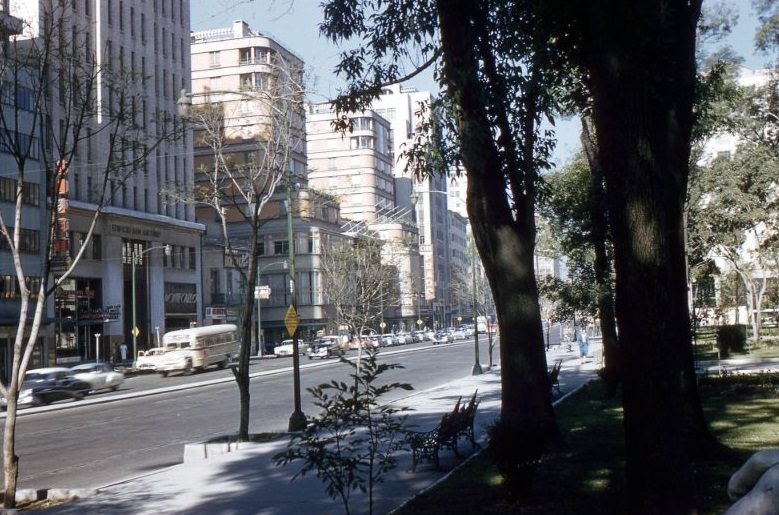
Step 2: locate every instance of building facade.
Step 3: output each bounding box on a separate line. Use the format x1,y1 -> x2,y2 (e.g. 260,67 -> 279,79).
370,84 -> 452,326
1,0 -> 203,371
191,20 -> 350,348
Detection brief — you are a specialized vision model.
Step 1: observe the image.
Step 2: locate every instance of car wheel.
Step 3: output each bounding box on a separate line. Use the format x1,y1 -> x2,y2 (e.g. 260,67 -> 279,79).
159,371 -> 169,377
182,361 -> 193,376
73,393 -> 84,401
110,385 -> 119,392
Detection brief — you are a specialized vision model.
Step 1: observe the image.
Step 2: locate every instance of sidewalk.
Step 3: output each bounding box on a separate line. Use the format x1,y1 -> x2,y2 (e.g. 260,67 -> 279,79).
36,354 -> 602,515
38,369 -> 504,515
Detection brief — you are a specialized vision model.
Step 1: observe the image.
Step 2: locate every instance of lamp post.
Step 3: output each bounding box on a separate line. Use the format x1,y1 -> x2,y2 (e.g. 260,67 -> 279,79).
286,169 -> 306,432
94,333 -> 101,364
255,260 -> 287,356
470,233 -> 483,375
132,244 -> 171,368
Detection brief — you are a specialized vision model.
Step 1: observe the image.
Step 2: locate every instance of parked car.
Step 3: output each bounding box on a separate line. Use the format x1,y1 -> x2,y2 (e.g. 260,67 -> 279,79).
70,362 -> 125,392
274,339 -> 305,357
380,333 -> 397,347
396,333 -> 413,345
306,336 -> 346,359
432,331 -> 450,344
3,367 -> 92,408
450,329 -> 466,340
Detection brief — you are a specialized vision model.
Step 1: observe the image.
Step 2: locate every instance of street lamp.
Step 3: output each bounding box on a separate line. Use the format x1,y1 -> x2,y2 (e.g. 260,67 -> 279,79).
286,169 -> 306,432
255,260 -> 287,356
132,244 -> 171,368
470,232 -> 483,375
94,333 -> 101,364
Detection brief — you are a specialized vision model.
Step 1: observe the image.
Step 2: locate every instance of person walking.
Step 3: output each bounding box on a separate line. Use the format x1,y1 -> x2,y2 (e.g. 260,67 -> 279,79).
576,329 -> 589,364
119,341 -> 128,362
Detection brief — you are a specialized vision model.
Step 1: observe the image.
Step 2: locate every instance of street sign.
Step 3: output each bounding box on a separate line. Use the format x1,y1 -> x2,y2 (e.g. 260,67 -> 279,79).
254,285 -> 271,300
416,319 -> 423,327
285,305 -> 299,336
131,326 -> 140,337
379,321 -> 387,330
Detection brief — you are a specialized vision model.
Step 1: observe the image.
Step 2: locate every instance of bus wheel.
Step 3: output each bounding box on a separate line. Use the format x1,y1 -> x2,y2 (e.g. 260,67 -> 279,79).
182,361 -> 193,376
219,357 -> 229,369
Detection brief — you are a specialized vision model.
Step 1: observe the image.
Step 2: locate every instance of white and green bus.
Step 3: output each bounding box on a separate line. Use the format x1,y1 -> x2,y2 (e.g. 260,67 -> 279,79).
156,324 -> 240,376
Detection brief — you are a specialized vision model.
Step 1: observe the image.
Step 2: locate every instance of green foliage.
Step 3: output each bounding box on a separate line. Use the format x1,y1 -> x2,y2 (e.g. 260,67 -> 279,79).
273,348 -> 413,515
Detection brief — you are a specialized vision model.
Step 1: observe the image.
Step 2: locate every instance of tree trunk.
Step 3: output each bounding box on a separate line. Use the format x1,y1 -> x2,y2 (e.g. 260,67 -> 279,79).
583,1 -> 702,512
3,398 -> 19,508
437,0 -> 559,442
234,258 -> 258,440
580,117 -> 621,395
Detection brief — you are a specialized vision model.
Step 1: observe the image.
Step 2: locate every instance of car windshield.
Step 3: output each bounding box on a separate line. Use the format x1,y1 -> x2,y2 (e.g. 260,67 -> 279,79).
71,365 -> 97,373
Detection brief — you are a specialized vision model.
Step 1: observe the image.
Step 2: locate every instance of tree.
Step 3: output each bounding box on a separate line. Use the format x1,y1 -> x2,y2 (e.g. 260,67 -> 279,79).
688,144 -> 779,342
320,236 -> 399,340
542,1 -> 704,511
184,52 -> 305,439
273,348 -> 412,515
0,6 -> 173,507
538,148 -> 620,391
320,0 -> 574,461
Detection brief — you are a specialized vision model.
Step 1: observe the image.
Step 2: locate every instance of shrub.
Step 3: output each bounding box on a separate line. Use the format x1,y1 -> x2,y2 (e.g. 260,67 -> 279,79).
486,413 -> 552,500
717,325 -> 747,357
273,348 -> 413,515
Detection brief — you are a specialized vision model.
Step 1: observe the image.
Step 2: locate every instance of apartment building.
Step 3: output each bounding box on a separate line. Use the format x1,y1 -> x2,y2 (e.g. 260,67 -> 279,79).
371,84 -> 453,326
191,20 -> 348,346
1,0 -> 202,370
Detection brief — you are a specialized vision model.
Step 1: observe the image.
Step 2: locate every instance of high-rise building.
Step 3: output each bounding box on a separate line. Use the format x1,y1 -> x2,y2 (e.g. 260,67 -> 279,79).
1,0 -> 202,370
191,20 -> 346,346
307,102 -> 422,330
371,84 -> 452,327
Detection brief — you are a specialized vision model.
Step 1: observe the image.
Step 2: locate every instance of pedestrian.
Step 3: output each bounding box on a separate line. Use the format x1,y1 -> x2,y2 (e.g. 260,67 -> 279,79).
576,329 -> 589,364
119,341 -> 128,362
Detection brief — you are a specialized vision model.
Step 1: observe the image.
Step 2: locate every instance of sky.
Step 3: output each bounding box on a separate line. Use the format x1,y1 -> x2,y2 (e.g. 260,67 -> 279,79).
190,0 -> 771,166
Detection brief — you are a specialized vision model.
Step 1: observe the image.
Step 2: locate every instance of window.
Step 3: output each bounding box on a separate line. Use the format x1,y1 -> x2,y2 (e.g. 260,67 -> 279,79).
141,13 -> 145,43
350,136 -> 375,149
189,247 -> 196,269
209,51 -> 220,67
130,7 -> 134,37
0,228 -> 40,253
107,0 -> 113,24
274,240 -> 289,255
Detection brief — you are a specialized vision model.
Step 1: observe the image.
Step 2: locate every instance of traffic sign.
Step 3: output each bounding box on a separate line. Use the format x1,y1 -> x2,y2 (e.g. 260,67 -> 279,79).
132,326 -> 140,337
285,305 -> 299,336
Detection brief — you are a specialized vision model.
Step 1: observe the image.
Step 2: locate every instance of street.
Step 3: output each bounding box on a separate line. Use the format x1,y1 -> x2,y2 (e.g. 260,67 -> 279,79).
1,337 -> 503,491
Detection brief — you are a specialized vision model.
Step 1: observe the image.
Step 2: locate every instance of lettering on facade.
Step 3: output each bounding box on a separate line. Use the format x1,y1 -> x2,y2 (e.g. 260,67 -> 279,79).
110,223 -> 162,239
164,282 -> 197,315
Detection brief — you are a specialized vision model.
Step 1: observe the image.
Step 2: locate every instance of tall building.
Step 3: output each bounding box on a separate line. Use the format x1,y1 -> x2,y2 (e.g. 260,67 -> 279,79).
307,102 -> 422,331
191,21 -> 346,347
1,0 -> 202,371
371,84 -> 452,327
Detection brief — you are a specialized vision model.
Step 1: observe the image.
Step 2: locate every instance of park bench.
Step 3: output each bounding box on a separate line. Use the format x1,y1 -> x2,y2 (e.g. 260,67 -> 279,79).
549,359 -> 562,395
406,390 -> 480,472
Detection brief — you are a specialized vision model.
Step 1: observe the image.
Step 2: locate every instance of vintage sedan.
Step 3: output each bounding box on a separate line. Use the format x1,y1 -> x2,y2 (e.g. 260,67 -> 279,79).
5,368 -> 93,408
70,362 -> 125,392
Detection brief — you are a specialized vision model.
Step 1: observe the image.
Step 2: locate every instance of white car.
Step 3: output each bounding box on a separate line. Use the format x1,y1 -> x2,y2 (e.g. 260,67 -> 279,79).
70,363 -> 125,392
135,347 -> 168,371
274,339 -> 304,357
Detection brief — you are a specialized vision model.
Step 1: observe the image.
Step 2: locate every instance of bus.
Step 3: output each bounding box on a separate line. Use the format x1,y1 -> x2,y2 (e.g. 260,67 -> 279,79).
156,324 -> 240,377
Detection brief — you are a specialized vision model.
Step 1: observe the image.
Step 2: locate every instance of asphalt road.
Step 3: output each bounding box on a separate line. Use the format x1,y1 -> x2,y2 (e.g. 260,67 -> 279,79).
1,337 -> 500,491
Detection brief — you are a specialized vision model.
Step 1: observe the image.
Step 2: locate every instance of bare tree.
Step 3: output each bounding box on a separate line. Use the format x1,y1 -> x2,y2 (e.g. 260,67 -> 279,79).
183,52 -> 306,439
0,5 -> 173,507
320,236 -> 399,341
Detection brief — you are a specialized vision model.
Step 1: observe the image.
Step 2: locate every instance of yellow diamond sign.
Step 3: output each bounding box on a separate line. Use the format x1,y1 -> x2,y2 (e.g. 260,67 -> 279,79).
285,305 -> 299,337
132,326 -> 140,337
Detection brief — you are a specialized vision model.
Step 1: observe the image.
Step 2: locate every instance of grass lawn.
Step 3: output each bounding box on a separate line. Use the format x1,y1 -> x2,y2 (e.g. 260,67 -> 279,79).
394,374 -> 779,515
